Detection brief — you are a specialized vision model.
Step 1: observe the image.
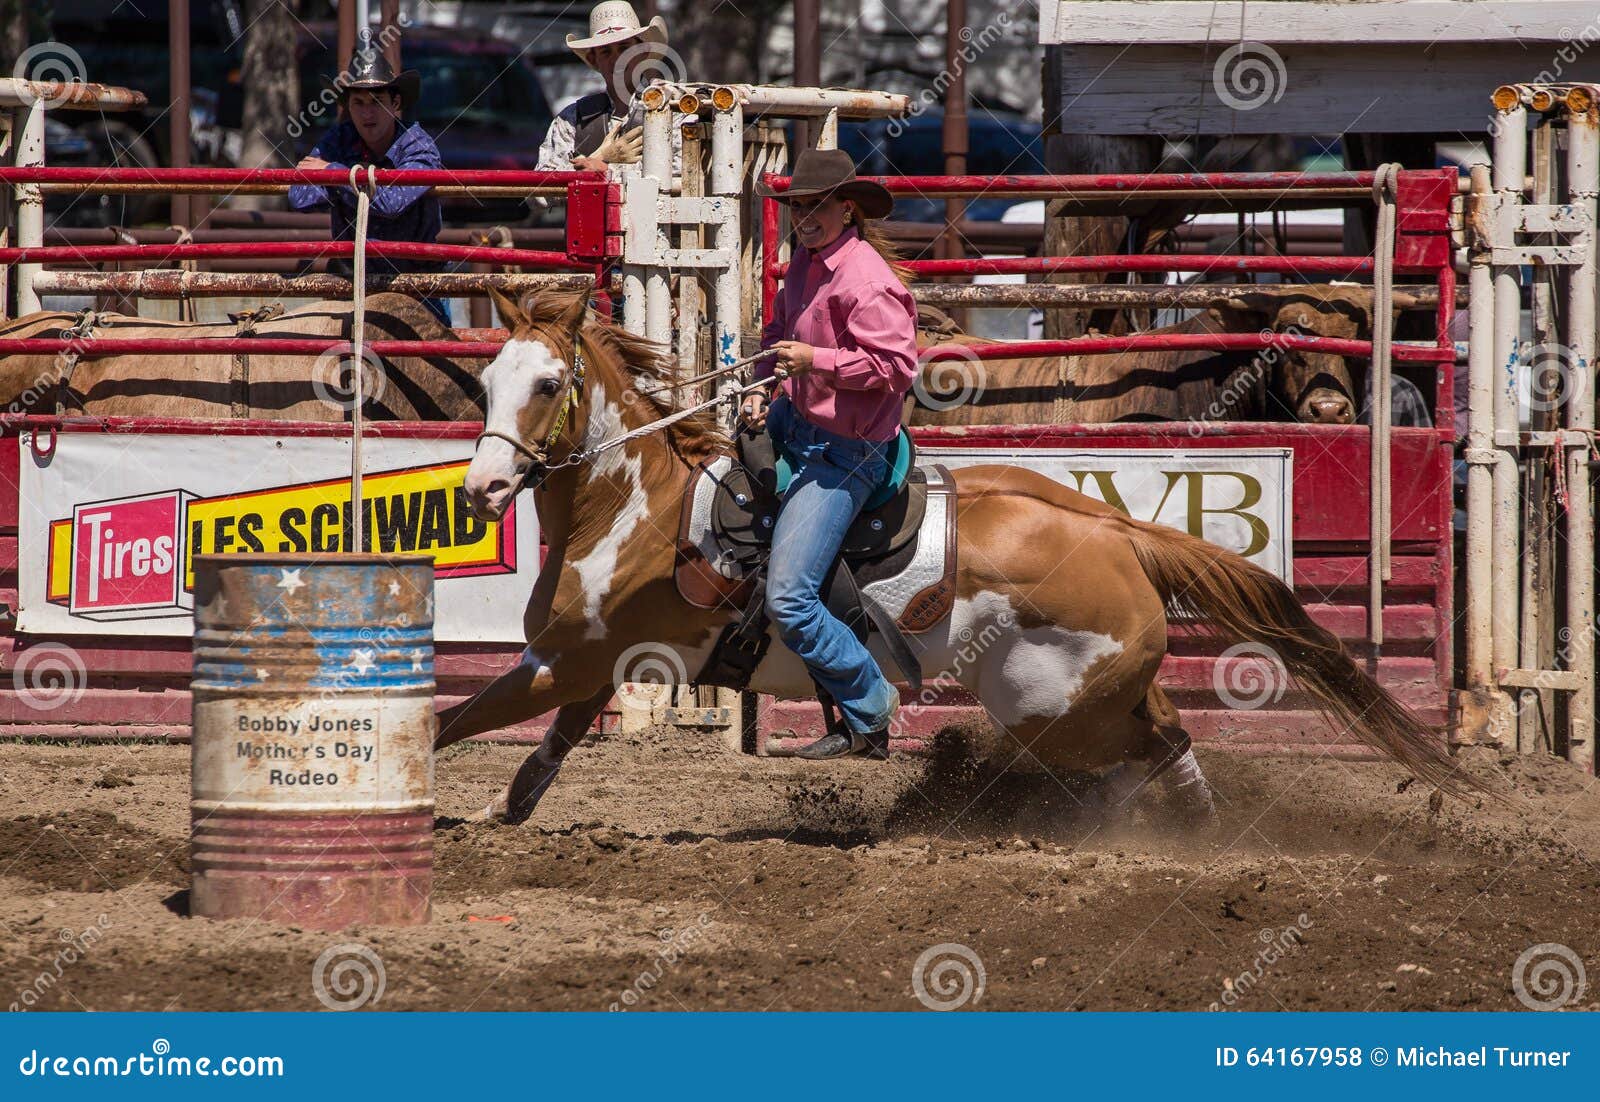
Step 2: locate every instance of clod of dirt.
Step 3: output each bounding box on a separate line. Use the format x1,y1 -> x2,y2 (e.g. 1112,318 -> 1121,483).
94,770 -> 134,789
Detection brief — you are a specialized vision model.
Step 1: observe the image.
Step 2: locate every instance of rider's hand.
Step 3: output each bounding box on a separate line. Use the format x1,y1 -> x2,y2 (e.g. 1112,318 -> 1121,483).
297,156 -> 330,171
769,341 -> 815,376
740,389 -> 771,427
593,121 -> 644,165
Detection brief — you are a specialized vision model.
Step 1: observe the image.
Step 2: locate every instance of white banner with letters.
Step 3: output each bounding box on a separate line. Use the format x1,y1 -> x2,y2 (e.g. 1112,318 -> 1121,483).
16,432 -> 539,642
17,435 -> 1293,640
922,447 -> 1294,580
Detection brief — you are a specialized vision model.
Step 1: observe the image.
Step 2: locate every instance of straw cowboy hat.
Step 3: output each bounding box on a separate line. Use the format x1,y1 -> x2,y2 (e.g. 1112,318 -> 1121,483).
567,2 -> 669,63
755,148 -> 894,220
323,46 -> 421,112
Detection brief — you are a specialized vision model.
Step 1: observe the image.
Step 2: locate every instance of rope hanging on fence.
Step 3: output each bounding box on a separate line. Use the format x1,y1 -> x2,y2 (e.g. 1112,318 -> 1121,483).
166,225 -> 198,323
52,306 -> 99,417
1369,163 -> 1400,647
1052,356 -> 1074,425
349,165 -> 377,554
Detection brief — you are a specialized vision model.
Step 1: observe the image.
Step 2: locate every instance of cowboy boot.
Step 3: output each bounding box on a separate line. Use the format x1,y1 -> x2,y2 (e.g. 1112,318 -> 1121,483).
795,727 -> 890,760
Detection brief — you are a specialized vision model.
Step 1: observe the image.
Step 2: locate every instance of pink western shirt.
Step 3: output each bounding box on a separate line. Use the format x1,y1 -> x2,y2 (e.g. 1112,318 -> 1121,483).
756,228 -> 918,442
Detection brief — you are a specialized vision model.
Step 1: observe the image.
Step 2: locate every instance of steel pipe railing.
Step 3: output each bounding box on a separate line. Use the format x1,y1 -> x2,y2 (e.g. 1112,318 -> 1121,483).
760,169 -> 1392,200
774,254 -> 1381,279
0,166 -> 604,196
0,240 -> 593,270
30,270 -> 595,298
0,337 -> 504,359
919,334 -> 1454,363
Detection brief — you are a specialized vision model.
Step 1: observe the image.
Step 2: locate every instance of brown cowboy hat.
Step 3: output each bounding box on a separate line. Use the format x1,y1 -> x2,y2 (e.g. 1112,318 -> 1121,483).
323,44 -> 421,113
755,148 -> 893,220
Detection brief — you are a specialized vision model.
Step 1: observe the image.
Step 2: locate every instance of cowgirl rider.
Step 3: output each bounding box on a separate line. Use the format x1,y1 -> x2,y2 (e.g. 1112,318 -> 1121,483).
743,149 -> 919,760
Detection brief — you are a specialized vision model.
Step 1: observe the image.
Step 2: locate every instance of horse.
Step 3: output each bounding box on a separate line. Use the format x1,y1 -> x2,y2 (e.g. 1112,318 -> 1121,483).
433,288 -> 1470,827
0,294 -> 485,420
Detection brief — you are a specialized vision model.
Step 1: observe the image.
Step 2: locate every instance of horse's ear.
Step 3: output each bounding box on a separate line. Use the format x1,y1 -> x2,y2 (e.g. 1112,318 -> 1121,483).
558,291 -> 589,333
488,286 -> 524,330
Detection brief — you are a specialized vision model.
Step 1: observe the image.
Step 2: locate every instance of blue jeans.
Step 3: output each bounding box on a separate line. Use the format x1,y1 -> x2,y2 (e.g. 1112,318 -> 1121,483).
764,396 -> 900,735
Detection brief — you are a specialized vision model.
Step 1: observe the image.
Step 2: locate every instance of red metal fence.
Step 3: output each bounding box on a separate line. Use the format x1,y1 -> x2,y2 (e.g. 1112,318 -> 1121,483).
0,165 -> 1460,756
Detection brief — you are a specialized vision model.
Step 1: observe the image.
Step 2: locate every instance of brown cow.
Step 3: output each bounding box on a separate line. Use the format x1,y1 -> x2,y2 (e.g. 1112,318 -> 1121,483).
908,286 -> 1397,427
0,294 -> 485,421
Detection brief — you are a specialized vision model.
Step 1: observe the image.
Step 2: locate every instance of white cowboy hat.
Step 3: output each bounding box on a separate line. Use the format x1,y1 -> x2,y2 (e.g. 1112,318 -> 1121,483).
566,2 -> 669,59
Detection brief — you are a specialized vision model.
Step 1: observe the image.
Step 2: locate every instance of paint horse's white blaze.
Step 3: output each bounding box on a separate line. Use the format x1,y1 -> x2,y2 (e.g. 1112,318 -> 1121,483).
464,338 -> 567,518
565,381 -> 650,640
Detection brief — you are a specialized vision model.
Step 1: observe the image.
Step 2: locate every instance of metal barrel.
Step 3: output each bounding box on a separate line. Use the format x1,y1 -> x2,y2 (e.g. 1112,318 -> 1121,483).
189,554 -> 435,928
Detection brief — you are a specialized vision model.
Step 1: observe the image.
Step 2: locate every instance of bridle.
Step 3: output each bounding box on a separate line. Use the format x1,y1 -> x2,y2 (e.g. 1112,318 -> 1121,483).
474,347 -> 588,493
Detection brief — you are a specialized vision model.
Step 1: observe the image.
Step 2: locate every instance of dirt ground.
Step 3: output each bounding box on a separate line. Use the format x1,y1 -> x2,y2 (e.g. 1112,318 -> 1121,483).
1,727 -> 1597,1012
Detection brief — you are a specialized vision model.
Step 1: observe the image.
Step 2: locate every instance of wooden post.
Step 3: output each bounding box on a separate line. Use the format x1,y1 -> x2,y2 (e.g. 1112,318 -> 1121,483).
792,0 -> 821,150
338,0 -> 357,71
381,0 -> 401,71
1039,132 -> 1160,343
168,0 -> 192,229
1521,119 -> 1559,754
679,122 -> 705,383
941,0 -> 969,329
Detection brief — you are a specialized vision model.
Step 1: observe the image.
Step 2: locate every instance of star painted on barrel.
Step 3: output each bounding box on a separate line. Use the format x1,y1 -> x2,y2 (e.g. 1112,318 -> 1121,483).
256,668 -> 270,681
410,648 -> 426,672
277,568 -> 307,595
349,648 -> 376,676
387,580 -> 402,597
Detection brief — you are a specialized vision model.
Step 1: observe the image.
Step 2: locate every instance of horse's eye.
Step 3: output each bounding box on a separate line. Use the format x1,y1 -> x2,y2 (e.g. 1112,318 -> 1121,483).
536,377 -> 561,397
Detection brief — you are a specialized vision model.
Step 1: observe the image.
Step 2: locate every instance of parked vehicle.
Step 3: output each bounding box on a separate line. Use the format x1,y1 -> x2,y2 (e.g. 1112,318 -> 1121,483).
43,4 -> 557,225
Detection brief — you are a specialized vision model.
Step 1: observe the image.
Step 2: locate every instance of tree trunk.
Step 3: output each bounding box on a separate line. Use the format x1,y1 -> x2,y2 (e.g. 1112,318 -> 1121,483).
1041,132 -> 1161,340
667,0 -> 785,85
0,0 -> 33,75
236,0 -> 301,210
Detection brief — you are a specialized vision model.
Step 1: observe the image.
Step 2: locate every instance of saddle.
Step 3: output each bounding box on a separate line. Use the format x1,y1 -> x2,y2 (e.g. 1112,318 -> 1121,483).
676,422 -> 959,731
711,424 -> 925,570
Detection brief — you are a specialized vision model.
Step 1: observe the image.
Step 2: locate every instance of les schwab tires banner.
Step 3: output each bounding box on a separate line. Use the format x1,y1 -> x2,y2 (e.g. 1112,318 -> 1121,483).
15,432 -> 538,642
14,434 -> 1292,641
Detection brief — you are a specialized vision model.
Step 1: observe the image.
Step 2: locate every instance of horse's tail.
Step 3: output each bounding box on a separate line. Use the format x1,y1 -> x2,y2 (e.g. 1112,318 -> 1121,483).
1126,518 -> 1478,796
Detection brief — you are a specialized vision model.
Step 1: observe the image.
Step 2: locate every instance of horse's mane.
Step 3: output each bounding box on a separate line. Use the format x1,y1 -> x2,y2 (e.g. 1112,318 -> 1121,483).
524,291 -> 730,465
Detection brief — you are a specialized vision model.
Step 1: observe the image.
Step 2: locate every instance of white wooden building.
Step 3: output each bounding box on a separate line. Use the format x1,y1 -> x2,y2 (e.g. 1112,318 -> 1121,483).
1041,0 -> 1600,138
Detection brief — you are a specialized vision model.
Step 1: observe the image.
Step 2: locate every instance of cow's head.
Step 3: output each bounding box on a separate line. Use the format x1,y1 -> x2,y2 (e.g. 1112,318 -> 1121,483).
1256,298 -> 1359,425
